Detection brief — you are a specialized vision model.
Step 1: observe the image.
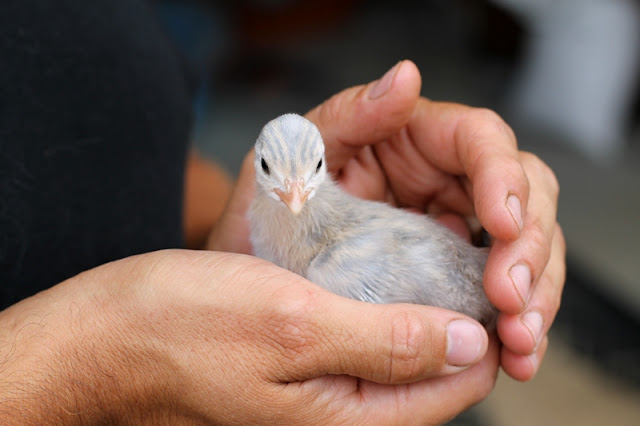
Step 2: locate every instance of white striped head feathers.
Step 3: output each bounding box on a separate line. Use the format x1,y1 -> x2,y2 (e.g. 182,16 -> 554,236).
254,114 -> 328,215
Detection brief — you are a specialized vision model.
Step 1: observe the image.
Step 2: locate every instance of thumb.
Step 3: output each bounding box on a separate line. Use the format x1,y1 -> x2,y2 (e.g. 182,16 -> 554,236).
305,60 -> 422,171
210,61 -> 421,253
275,289 -> 489,384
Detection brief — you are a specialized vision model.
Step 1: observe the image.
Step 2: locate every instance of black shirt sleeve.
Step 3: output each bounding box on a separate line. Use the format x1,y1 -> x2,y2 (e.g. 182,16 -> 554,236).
0,0 -> 195,309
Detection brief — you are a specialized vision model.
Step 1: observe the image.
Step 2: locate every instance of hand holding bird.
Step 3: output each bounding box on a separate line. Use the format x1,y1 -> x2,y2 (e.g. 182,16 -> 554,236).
211,60 -> 564,382
249,113 -> 497,327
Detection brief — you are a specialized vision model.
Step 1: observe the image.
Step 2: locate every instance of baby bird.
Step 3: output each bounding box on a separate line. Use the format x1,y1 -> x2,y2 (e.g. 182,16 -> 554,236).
248,114 -> 497,326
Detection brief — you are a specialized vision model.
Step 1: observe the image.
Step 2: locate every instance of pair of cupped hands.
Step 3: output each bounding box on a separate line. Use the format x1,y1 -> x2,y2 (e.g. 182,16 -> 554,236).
204,60 -> 565,423
6,60 -> 564,424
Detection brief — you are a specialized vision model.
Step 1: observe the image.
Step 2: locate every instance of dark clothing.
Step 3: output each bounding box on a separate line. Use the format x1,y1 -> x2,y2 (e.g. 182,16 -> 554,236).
0,0 -> 195,309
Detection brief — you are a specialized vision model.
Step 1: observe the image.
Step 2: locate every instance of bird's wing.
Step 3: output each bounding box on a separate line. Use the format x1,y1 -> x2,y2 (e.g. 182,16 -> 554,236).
306,209 -> 448,304
306,199 -> 497,325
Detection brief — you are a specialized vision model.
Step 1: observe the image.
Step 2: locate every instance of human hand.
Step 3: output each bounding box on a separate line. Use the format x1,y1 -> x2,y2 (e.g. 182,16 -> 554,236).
0,250 -> 498,424
209,60 -> 565,381
306,60 -> 565,381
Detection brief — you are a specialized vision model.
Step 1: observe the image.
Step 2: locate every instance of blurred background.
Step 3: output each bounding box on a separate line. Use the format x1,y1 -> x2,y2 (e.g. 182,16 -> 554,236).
154,0 -> 640,423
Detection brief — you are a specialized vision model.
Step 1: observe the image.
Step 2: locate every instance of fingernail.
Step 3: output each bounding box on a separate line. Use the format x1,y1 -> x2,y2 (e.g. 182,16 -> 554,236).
527,352 -> 539,373
446,319 -> 487,366
368,61 -> 402,100
510,263 -> 531,306
506,194 -> 523,231
522,311 -> 544,349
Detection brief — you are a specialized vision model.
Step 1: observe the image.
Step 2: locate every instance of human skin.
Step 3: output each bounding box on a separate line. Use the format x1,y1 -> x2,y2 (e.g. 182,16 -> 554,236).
0,249 -> 499,424
183,151 -> 233,249
210,59 -> 566,382
0,60 -> 564,424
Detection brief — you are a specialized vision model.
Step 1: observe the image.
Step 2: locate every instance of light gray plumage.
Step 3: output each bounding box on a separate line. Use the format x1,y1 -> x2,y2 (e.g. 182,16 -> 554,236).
248,113 -> 497,327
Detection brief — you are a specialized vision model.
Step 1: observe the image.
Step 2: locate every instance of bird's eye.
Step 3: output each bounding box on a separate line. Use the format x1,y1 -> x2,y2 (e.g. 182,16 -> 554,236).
261,158 -> 270,175
315,159 -> 322,173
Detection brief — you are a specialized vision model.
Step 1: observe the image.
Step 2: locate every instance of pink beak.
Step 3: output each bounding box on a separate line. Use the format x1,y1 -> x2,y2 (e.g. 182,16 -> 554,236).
274,178 -> 311,215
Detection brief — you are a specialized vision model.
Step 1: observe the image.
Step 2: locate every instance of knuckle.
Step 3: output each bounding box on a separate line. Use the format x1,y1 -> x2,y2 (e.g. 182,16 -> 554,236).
538,274 -> 563,319
469,107 -> 503,125
547,168 -> 560,200
554,223 -> 567,257
549,224 -> 567,306
455,108 -> 518,169
465,108 -> 514,140
318,93 -> 346,128
521,151 -> 560,199
526,223 -> 566,323
263,285 -> 323,361
527,218 -> 552,263
387,310 -> 431,382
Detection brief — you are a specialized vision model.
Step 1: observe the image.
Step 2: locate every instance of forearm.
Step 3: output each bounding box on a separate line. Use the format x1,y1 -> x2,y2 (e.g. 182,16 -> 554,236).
0,264 -> 169,424
0,293 -> 90,422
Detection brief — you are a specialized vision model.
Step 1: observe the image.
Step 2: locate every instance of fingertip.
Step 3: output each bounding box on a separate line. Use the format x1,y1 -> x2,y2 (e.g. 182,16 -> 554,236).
475,183 -> 528,243
500,335 -> 548,381
483,241 -> 529,315
506,193 -> 524,232
361,59 -> 422,134
446,318 -> 489,367
390,59 -> 422,101
368,61 -> 402,100
496,311 -> 541,356
308,60 -> 421,149
453,110 -> 530,242
509,263 -> 532,308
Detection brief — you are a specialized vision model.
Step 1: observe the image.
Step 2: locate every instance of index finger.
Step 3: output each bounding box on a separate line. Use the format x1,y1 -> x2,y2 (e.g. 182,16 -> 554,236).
406,100 -> 530,241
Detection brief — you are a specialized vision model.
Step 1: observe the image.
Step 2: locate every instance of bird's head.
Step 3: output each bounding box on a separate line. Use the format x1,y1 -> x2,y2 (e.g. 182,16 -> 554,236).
254,114 -> 327,215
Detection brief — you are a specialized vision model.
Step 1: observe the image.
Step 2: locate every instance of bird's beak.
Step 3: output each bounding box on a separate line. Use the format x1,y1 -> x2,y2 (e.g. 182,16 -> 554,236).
274,178 -> 311,215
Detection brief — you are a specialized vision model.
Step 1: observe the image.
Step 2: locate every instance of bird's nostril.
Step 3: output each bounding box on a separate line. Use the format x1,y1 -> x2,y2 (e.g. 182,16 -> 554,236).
284,177 -> 304,191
